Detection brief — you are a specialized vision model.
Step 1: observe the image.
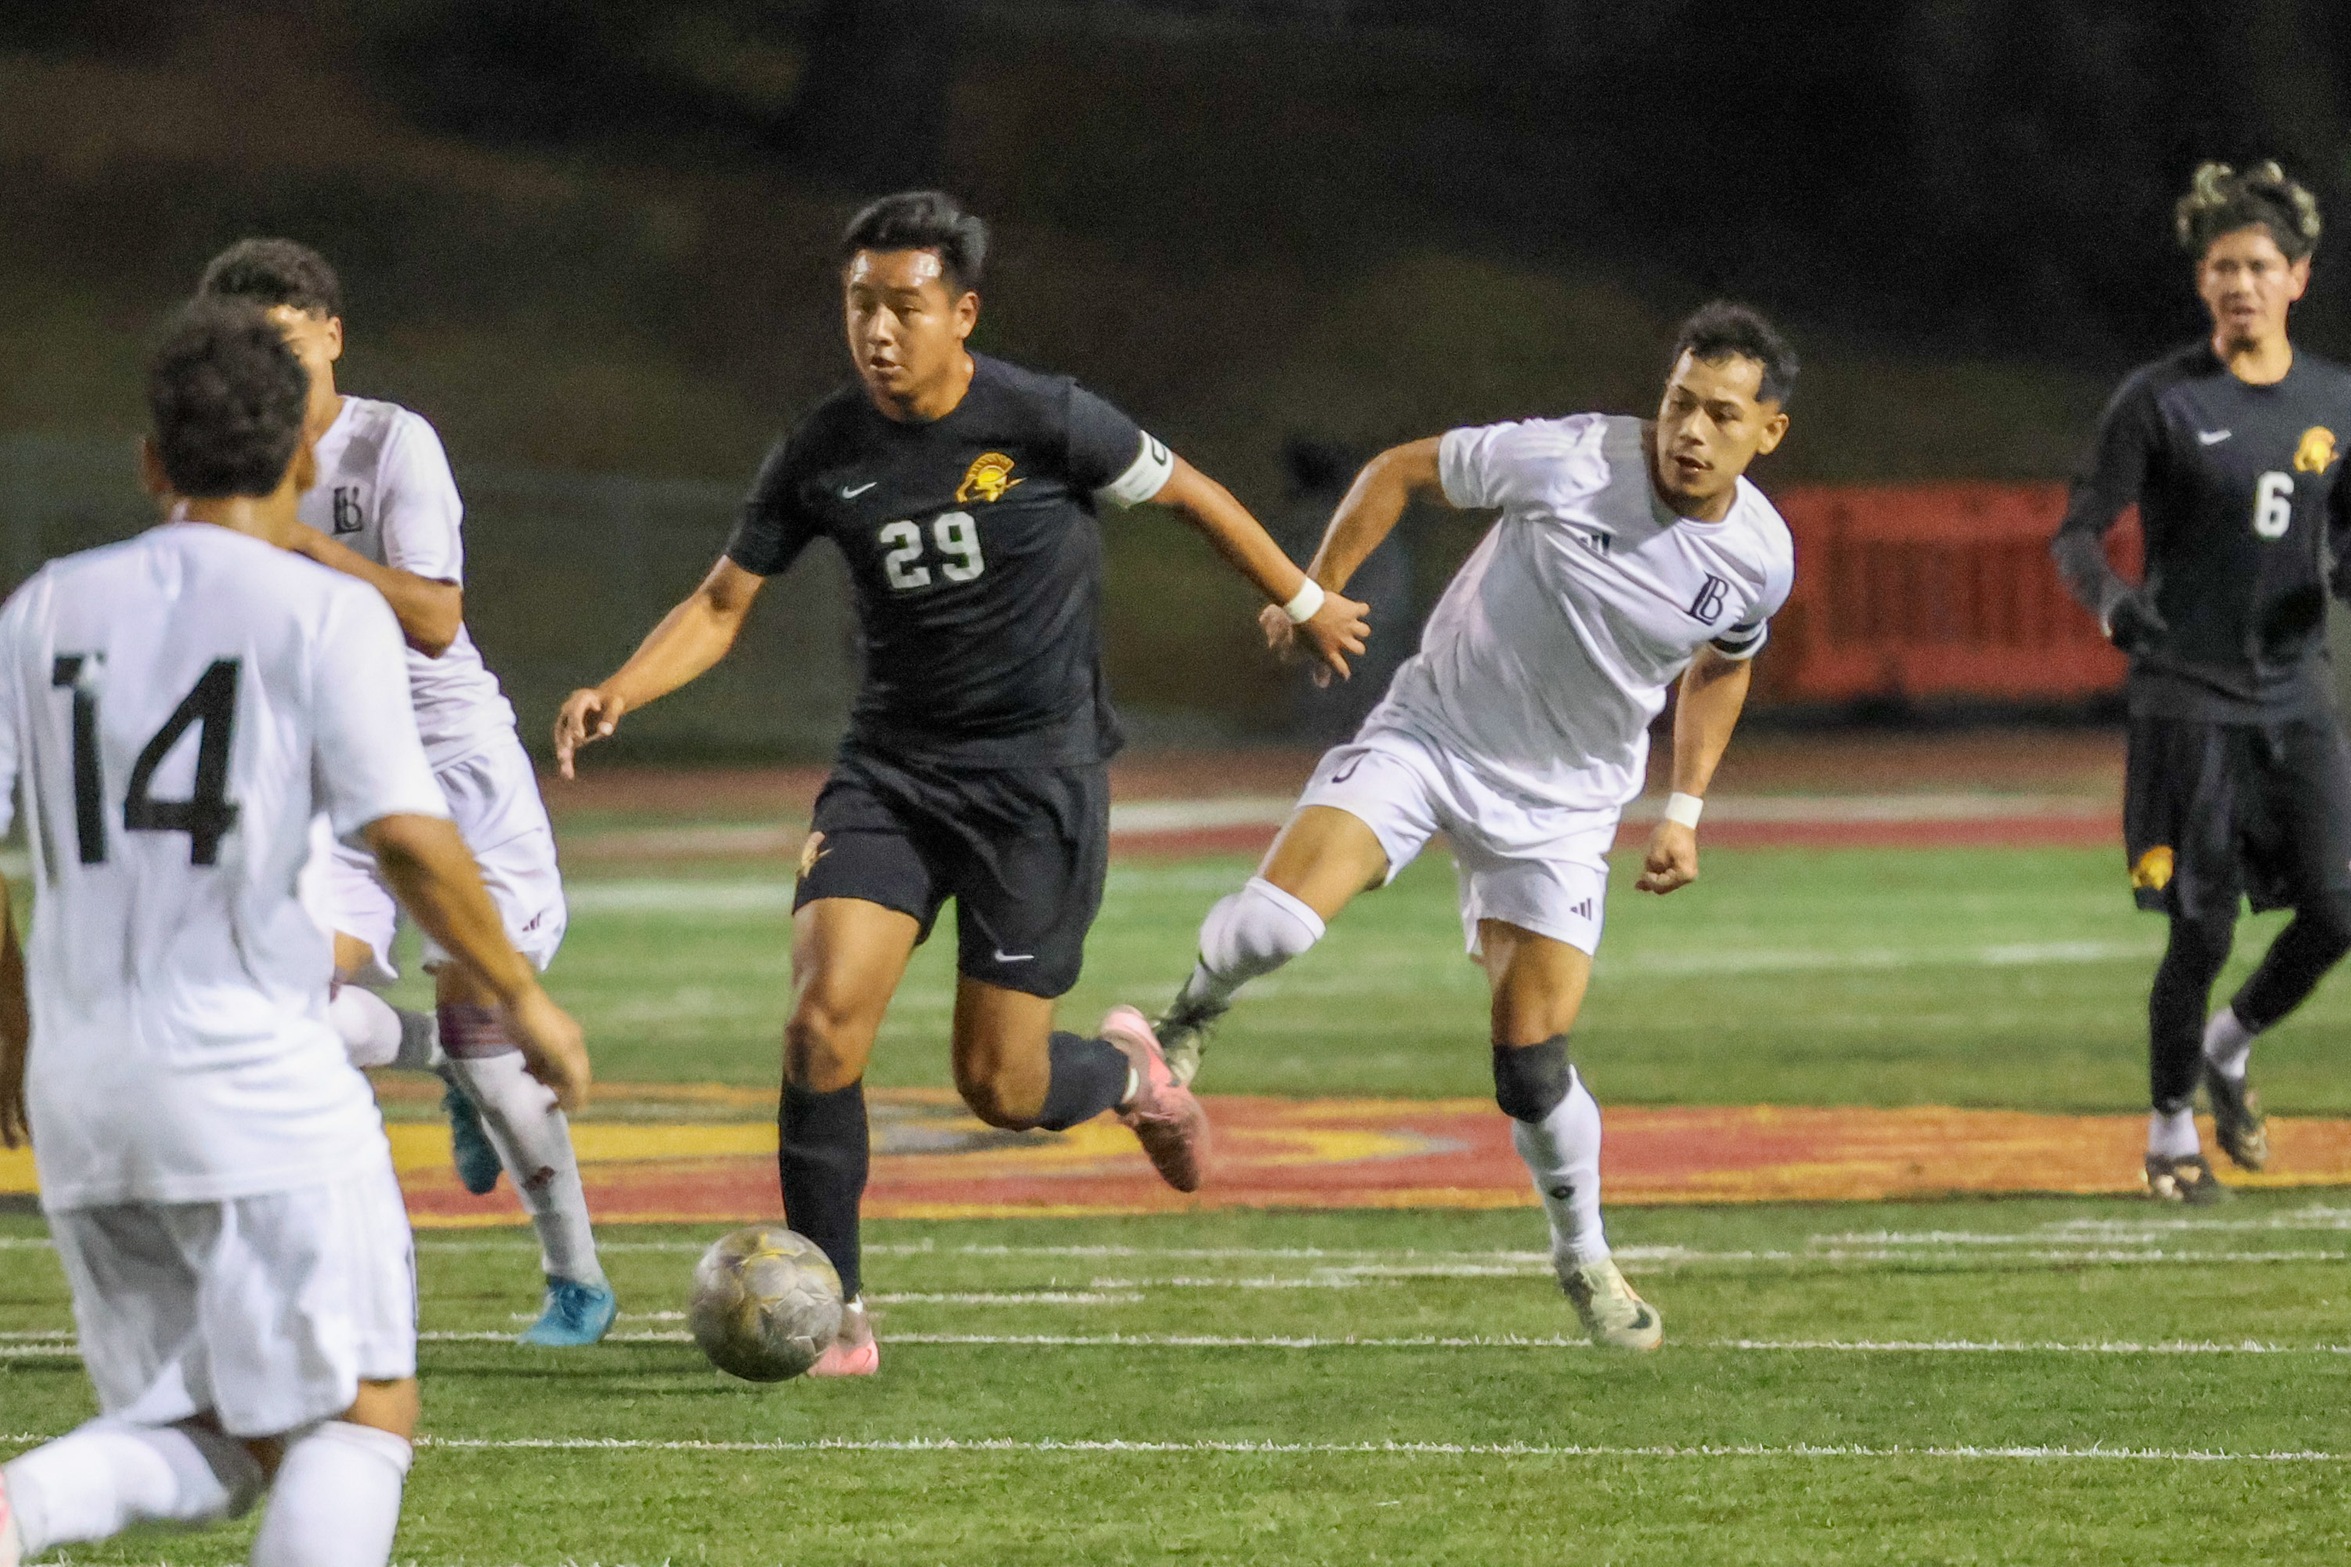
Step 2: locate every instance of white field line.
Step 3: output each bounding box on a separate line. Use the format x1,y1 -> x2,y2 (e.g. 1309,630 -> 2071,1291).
9,1331 -> 2350,1359
0,1430 -> 2338,1463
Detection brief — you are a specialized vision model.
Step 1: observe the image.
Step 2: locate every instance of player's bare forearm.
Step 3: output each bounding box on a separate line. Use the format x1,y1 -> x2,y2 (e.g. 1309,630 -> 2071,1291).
1307,437 -> 1444,591
286,529 -> 463,656
366,814 -> 537,1006
1155,457 -> 1370,678
1154,457 -> 1314,604
1638,649 -> 1751,897
1667,646 -> 1753,798
555,557 -> 764,775
364,812 -> 589,1108
0,878 -> 26,1148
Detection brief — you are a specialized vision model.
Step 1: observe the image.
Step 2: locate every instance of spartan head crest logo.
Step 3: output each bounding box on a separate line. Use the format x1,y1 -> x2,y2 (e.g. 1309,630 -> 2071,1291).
2294,426 -> 2337,474
955,451 -> 1024,504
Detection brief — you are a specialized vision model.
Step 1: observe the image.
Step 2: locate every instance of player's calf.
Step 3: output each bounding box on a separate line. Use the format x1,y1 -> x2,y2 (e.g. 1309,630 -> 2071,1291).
1160,876 -> 1327,1085
0,1419 -> 264,1559
439,1004 -> 613,1336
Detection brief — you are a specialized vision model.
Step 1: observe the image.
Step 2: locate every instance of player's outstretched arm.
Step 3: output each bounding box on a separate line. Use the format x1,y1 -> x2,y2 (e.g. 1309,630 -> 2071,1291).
284,529 -> 465,656
1149,456 -> 1370,680
364,812 -> 590,1111
554,556 -> 767,777
0,878 -> 26,1149
1257,437 -> 1443,683
1637,646 -> 1752,896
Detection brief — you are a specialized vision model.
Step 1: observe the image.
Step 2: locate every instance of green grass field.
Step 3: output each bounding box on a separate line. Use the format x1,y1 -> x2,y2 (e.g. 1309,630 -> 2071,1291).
8,842 -> 2351,1564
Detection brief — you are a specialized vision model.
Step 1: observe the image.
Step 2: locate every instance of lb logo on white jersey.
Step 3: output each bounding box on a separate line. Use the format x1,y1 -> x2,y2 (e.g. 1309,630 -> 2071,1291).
331,486 -> 366,535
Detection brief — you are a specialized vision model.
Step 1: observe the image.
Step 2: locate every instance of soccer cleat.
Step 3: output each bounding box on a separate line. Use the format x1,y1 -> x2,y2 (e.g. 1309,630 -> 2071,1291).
1154,990 -> 1227,1089
2144,1152 -> 2232,1205
439,1067 -> 504,1196
0,1468 -> 22,1567
1560,1257 -> 1663,1351
519,1276 -> 619,1346
2202,1061 -> 2270,1172
1101,1005 -> 1212,1192
807,1298 -> 880,1378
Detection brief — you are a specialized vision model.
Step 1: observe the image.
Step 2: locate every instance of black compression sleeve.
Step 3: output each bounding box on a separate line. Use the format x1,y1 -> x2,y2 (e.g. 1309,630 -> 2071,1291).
2052,372 -> 2162,622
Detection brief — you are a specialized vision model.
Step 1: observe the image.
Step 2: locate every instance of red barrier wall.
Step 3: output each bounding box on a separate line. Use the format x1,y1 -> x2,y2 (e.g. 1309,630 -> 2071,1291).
1762,483 -> 2139,704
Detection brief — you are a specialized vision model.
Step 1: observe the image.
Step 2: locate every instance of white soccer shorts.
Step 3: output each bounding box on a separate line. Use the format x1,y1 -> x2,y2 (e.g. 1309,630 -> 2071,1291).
47,1153 -> 417,1439
301,730 -> 568,983
1297,723 -> 1618,956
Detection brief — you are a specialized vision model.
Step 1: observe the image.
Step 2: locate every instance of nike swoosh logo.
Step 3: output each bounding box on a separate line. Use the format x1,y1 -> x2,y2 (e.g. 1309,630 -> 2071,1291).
1329,760 -> 1363,784
841,481 -> 878,498
992,949 -> 1037,963
2198,430 -> 2232,446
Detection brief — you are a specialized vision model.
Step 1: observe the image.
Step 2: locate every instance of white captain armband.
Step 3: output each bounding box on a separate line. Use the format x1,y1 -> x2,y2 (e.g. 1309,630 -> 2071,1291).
1662,792 -> 1705,829
1096,432 -> 1176,509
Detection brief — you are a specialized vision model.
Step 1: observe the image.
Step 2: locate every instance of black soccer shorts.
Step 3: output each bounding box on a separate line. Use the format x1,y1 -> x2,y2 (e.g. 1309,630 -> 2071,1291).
2122,713 -> 2351,920
792,747 -> 1110,998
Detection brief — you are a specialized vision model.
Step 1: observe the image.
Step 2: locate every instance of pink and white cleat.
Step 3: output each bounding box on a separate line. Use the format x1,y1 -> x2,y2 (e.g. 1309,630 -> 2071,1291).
1,1468 -> 23,1567
806,1297 -> 879,1378
1100,1005 -> 1212,1192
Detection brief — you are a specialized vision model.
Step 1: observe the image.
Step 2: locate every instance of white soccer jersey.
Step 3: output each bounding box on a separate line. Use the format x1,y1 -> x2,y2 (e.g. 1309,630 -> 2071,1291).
300,395 -> 518,768
0,523 -> 449,1209
1369,413 -> 1794,810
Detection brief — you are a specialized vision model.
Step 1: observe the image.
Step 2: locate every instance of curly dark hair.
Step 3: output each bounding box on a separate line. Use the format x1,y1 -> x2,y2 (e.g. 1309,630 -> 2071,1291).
840,191 -> 988,292
1671,301 -> 1799,408
147,300 -> 311,498
2175,161 -> 2321,262
198,236 -> 345,318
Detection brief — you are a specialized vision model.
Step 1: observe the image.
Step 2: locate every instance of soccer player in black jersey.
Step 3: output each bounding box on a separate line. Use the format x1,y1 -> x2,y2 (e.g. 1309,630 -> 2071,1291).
554,192 -> 1370,1372
2054,161 -> 2351,1204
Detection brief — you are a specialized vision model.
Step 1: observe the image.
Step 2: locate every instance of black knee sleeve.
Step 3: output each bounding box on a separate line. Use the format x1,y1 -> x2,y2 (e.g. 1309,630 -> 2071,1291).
1493,1036 -> 1573,1123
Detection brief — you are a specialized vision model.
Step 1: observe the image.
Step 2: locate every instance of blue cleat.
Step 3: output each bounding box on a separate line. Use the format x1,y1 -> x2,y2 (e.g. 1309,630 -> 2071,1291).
519,1277 -> 619,1347
439,1068 -> 504,1195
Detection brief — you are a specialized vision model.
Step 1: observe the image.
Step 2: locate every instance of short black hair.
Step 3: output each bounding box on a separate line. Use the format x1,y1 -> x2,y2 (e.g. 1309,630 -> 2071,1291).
197,236 -> 344,318
1670,301 -> 1798,408
147,300 -> 311,499
2176,160 -> 2321,262
840,191 -> 987,293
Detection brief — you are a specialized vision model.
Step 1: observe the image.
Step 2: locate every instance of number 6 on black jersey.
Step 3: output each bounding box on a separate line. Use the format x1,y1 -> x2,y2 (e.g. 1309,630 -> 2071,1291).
49,655 -> 242,866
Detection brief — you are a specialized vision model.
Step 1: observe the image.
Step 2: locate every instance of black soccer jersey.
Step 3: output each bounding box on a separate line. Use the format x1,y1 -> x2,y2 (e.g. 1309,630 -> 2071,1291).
727,355 -> 1173,767
2053,342 -> 2351,721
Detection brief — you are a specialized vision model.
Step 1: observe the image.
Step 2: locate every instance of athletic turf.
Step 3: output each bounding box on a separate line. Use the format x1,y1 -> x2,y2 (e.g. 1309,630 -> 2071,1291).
9,841 -> 2350,1563
509,844 -> 2351,1114
5,1198 -> 2350,1564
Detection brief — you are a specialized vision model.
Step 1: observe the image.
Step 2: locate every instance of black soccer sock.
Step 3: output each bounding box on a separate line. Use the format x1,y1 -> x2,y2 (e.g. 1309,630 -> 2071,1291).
778,1080 -> 870,1301
2149,912 -> 2236,1114
2228,893 -> 2351,1033
1036,1032 -> 1132,1131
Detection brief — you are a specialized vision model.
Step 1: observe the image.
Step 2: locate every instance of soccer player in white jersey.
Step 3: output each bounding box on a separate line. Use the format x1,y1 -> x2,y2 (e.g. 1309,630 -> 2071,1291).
197,239 -> 614,1345
1152,303 -> 1797,1350
0,302 -> 588,1567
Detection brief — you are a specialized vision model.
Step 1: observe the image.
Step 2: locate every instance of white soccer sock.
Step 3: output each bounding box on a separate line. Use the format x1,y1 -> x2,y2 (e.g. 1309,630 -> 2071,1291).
329,985 -> 406,1071
2203,1006 -> 2256,1084
2148,1107 -> 2200,1160
1,1418 -> 262,1553
1176,876 -> 1327,1015
1510,1069 -> 1609,1265
249,1421 -> 411,1567
447,1050 -> 607,1288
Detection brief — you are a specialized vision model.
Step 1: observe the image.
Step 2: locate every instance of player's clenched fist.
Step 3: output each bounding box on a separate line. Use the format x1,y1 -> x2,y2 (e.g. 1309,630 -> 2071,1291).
503,985 -> 591,1114
553,687 -> 627,779
1635,820 -> 1699,895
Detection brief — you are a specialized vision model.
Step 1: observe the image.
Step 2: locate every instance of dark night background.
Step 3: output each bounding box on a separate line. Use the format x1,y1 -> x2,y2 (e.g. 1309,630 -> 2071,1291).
2,0 -> 2345,749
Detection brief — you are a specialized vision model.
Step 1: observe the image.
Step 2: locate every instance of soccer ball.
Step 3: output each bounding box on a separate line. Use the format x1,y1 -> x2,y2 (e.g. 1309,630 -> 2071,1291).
687,1225 -> 844,1382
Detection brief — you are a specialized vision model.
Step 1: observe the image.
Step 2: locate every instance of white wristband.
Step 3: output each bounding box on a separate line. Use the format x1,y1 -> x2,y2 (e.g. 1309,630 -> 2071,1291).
1281,578 -> 1327,625
1663,792 -> 1704,829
